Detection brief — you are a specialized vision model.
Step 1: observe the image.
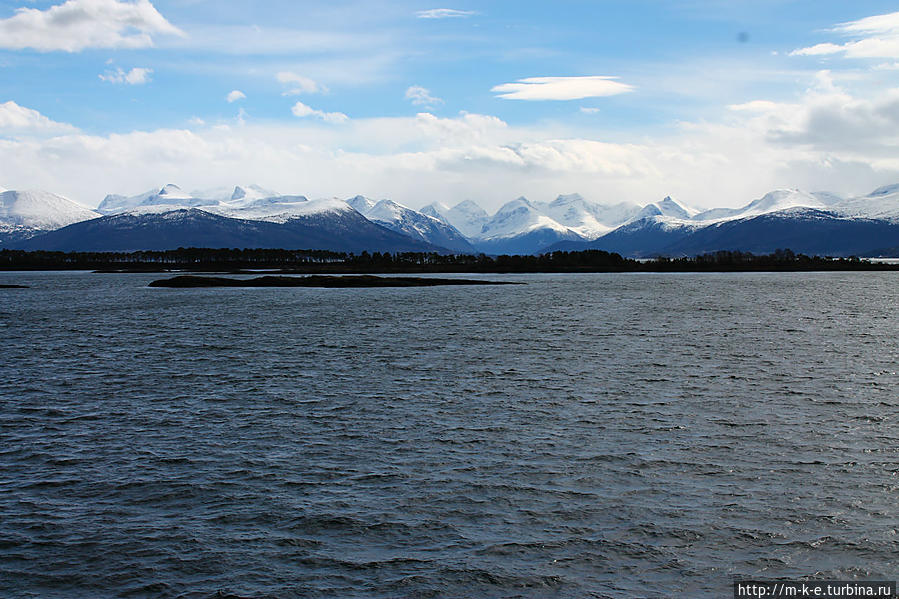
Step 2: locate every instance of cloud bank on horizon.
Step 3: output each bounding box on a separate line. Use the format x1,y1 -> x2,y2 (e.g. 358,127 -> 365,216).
0,0 -> 898,210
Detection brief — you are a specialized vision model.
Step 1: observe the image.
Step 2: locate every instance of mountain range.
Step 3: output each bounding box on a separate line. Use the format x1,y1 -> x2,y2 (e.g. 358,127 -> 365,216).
2,182 -> 899,257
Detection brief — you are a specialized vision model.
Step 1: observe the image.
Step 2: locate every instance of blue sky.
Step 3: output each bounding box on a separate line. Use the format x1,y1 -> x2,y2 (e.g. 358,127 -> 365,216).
2,0 -> 899,210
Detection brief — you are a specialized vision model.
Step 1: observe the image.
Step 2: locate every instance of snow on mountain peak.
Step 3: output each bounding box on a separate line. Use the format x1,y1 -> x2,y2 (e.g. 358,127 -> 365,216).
352,198 -> 472,252
633,204 -> 663,220
480,196 -> 572,240
656,196 -> 698,219
539,193 -> 642,238
419,199 -> 488,237
831,183 -> 899,221
205,196 -> 349,223
868,184 -> 899,197
419,201 -> 451,224
0,189 -> 100,230
158,184 -> 191,200
99,184 -> 209,214
552,193 -> 584,205
750,189 -> 824,213
366,199 -> 409,223
694,189 -> 825,222
228,184 -> 278,203
346,195 -> 377,215
453,199 -> 486,213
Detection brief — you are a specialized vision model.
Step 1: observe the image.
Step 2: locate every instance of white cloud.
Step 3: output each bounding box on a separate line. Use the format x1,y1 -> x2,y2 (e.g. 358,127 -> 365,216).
276,72 -> 327,95
0,101 -> 78,133
291,101 -> 348,124
791,11 -> 899,58
840,11 -> 899,35
580,107 -> 600,114
413,111 -> 507,145
790,43 -> 844,57
0,0 -> 184,52
727,100 -> 782,113
416,8 -> 476,19
4,79 -> 899,213
492,76 -> 634,101
405,85 -> 443,107
226,90 -> 246,103
99,66 -> 153,85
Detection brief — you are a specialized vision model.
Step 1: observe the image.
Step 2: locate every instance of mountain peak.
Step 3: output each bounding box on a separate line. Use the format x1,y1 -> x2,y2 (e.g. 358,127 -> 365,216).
868,183 -> 899,197
656,196 -> 697,219
159,184 -> 182,194
0,189 -> 100,231
346,195 -> 376,215
553,193 -> 584,205
481,196 -> 572,240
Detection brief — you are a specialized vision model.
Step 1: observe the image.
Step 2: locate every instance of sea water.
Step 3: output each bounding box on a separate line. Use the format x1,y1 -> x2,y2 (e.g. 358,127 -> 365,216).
1,271 -> 897,598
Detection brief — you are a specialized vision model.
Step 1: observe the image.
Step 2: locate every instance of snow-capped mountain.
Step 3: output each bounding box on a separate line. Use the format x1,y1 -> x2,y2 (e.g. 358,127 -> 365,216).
225,184 -> 279,204
14,205 -> 443,253
550,210 -> 702,256
7,181 -> 899,256
472,197 -> 584,255
548,185 -> 899,258
432,193 -> 647,254
420,200 -> 490,239
479,197 -> 569,240
662,208 -> 899,257
831,184 -> 899,221
206,196 -> 343,223
631,196 -> 698,221
693,189 -> 828,222
346,195 -> 377,215
418,201 -> 451,225
0,189 -> 100,244
97,184 -> 218,214
352,198 -> 474,253
540,193 -> 642,238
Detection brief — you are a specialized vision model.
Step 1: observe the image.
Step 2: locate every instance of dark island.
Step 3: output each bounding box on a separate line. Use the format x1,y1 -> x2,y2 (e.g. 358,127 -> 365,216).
0,284 -> 28,288
148,275 -> 520,288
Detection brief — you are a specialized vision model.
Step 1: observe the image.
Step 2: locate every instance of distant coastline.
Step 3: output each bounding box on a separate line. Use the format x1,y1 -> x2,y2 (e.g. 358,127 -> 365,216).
2,248 -> 897,274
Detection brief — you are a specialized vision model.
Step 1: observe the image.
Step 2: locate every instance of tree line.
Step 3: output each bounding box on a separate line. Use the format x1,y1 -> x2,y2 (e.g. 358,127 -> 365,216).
0,247 -> 893,272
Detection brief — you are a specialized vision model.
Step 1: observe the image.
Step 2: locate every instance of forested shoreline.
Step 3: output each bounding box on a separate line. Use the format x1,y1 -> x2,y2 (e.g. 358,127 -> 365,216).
0,248 -> 895,273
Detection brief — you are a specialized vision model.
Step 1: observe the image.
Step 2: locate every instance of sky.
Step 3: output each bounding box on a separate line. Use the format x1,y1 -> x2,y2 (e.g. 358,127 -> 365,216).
2,0 -> 899,211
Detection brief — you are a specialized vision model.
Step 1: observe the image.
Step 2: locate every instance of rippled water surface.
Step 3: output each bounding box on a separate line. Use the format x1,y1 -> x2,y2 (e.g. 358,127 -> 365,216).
1,271 -> 898,598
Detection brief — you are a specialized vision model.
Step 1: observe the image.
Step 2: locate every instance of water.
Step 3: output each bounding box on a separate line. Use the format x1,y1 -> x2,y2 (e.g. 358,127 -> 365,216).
1,271 -> 897,598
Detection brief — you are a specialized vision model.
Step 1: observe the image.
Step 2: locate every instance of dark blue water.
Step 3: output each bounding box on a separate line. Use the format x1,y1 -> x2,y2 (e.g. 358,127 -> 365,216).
1,271 -> 898,598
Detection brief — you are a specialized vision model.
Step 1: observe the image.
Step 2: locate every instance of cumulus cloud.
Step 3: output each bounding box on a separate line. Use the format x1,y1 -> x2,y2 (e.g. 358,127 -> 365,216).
416,8 -> 476,19
3,83 -> 899,213
791,10 -> 899,58
766,89 -> 899,154
99,66 -> 153,85
276,72 -> 327,95
0,0 -> 184,52
492,76 -> 634,101
226,90 -> 246,103
291,101 -> 348,124
405,85 -> 443,107
0,101 -> 78,133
